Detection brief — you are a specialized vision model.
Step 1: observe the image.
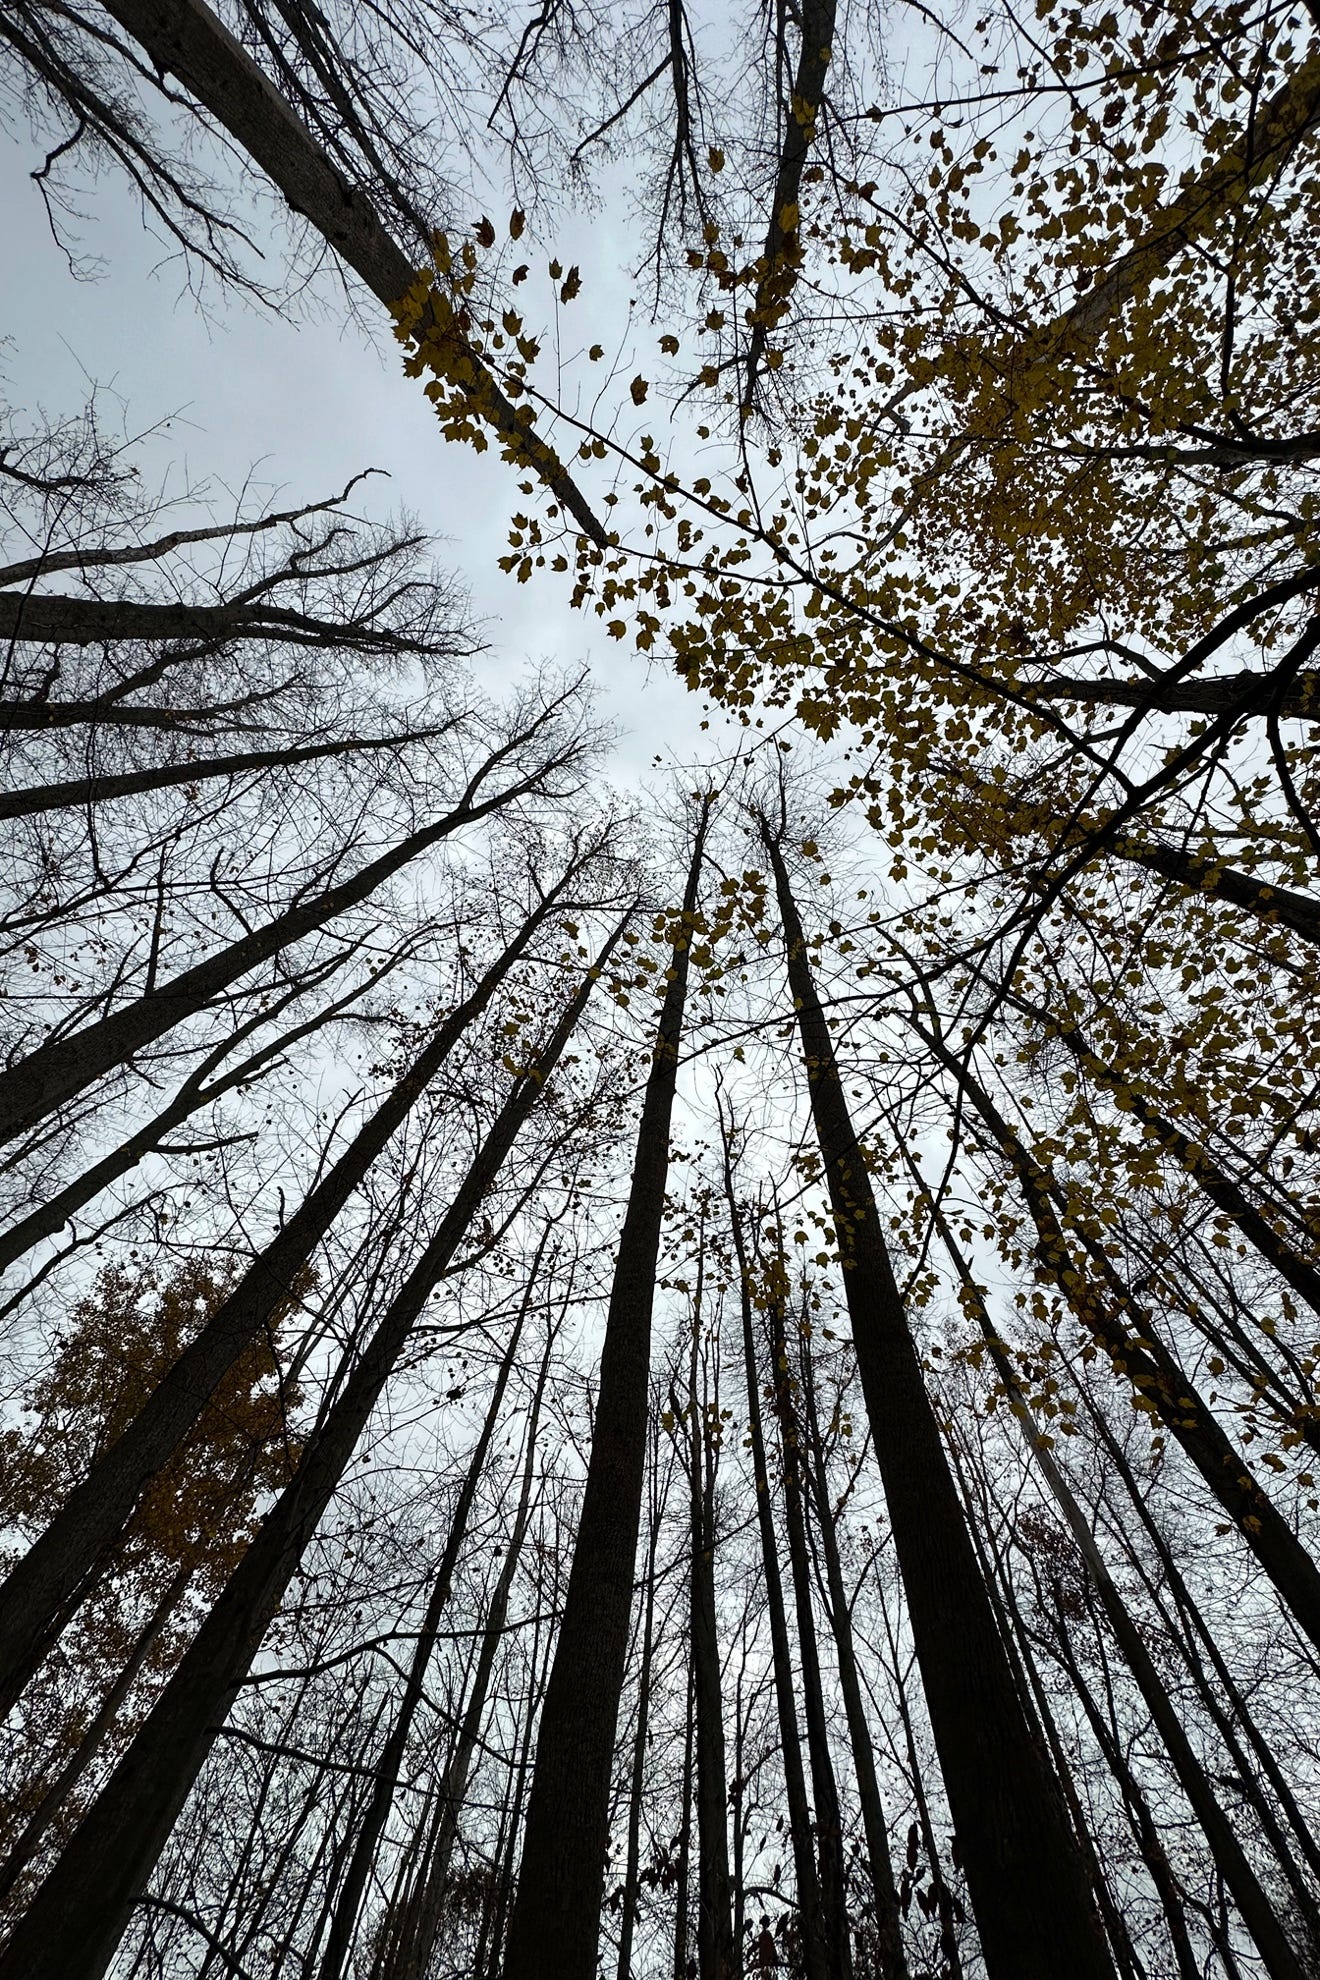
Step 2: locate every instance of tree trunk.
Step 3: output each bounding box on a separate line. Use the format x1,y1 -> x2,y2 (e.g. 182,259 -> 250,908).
0,725 -> 448,822
797,1335 -> 909,1980
0,940 -> 610,1980
91,0 -> 605,545
385,1336 -> 550,1980
925,1187 -> 1305,1980
499,799 -> 711,1980
685,1293 -> 734,1980
759,815 -> 1114,1980
764,1275 -> 852,1980
1046,1604 -> 1204,1980
0,755 -> 546,1148
0,862 -> 581,1716
721,1125 -> 826,1980
911,1010 -> 1320,1656
617,1434 -> 665,1980
316,1241 -> 553,1980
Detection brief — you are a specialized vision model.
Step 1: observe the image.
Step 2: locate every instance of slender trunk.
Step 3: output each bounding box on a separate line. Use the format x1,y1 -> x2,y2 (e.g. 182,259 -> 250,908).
674,1657 -> 695,1980
0,941 -> 609,1980
760,817 -> 1113,1980
871,1576 -> 964,1980
316,1245 -> 553,1980
1073,1365 -> 1320,1885
1047,1605 -> 1204,1980
731,1652 -> 747,1971
478,1569 -> 555,1980
968,1499 -> 1148,1980
388,1358 -> 548,1980
765,1277 -> 851,1980
741,0 -> 836,410
686,1258 -> 734,1980
0,961 -> 363,1278
501,800 -> 711,1980
0,726 -> 448,822
0,870 -> 576,1716
912,1010 -> 1320,1655
0,758 -> 542,1148
797,1340 -> 909,1980
617,1436 -> 664,1980
921,1175 -> 1306,1980
721,1136 -> 826,1980
92,0 -> 604,543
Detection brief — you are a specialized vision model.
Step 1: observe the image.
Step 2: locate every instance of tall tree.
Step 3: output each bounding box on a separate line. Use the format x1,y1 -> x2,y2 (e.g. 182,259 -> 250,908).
0,924 -> 620,1980
0,823 -> 609,1713
501,794 -> 713,1980
758,805 -> 1115,1980
721,1117 -> 827,1980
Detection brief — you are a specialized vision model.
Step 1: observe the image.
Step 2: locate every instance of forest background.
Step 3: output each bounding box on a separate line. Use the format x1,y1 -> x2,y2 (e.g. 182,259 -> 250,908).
2,1 -> 1319,1978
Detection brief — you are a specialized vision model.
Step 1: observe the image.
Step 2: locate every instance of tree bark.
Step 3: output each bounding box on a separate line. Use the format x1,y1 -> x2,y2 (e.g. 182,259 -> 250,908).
615,1431 -> 664,1980
797,1336 -> 909,1980
759,815 -> 1115,1980
501,797 -> 711,1980
0,861 -> 582,1715
0,937 -> 611,1980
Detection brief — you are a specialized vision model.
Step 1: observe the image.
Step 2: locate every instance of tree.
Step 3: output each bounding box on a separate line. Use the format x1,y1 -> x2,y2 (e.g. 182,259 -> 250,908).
0,920 -> 622,1980
502,794 -> 712,1980
759,802 -> 1115,1980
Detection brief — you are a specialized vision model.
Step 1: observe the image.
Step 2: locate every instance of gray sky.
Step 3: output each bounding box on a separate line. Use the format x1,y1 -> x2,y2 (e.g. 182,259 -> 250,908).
1,120 -> 733,792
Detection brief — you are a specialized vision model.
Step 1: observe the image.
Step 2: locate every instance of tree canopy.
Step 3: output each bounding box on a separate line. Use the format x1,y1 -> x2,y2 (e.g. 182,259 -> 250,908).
2,1 -> 1320,1976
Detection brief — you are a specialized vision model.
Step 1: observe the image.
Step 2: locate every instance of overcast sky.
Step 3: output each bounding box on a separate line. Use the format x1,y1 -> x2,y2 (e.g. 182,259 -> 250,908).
1,118 -> 743,795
